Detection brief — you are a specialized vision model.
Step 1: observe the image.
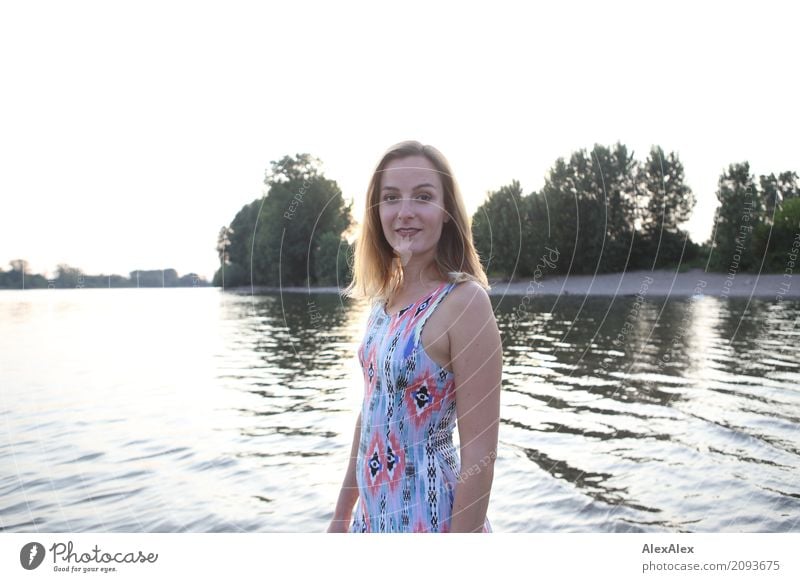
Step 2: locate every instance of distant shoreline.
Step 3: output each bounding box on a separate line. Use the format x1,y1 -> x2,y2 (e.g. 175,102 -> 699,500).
492,268 -> 799,298
227,268 -> 800,299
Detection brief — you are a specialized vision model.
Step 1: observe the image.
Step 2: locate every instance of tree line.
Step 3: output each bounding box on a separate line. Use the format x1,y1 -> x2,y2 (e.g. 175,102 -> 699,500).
472,144 -> 800,278
7,142 -> 795,291
0,260 -> 209,289
214,144 -> 799,288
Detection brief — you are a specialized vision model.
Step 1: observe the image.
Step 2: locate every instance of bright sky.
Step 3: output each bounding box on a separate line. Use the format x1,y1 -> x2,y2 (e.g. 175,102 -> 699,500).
1,0 -> 797,282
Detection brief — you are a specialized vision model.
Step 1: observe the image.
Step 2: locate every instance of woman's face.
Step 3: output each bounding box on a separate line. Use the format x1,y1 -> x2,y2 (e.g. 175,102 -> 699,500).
378,154 -> 449,267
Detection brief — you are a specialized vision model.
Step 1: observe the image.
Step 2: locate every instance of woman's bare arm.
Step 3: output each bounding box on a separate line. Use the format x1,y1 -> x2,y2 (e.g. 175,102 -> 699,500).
328,410 -> 362,531
447,282 -> 502,533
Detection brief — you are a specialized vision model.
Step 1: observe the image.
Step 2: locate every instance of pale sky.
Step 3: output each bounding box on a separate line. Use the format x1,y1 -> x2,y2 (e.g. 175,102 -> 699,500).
1,0 -> 797,282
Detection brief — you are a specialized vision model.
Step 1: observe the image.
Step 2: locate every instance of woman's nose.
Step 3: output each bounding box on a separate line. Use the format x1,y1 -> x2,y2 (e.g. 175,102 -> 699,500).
398,198 -> 415,217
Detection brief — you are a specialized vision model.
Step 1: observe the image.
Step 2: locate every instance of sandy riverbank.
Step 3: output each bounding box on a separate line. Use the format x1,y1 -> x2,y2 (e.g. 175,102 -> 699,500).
232,269 -> 800,298
493,268 -> 799,298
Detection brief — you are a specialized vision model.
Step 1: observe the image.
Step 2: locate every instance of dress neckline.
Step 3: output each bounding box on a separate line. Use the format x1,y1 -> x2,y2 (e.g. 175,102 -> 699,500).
382,280 -> 449,318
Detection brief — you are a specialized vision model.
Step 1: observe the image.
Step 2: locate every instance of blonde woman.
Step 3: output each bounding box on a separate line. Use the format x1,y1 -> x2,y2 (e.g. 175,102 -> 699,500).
328,140 -> 502,533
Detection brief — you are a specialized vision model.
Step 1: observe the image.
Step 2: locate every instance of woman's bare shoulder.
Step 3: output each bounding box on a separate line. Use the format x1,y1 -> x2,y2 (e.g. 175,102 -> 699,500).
446,280 -> 493,315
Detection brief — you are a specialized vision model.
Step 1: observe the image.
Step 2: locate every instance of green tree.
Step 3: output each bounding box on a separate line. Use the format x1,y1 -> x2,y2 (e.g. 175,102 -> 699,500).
589,143 -> 638,273
539,143 -> 638,275
126,269 -> 179,287
759,171 -> 800,225
1,260 -> 30,288
314,231 -> 354,286
752,196 -> 800,271
638,146 -> 696,268
218,200 -> 260,287
709,162 -> 761,272
213,225 -> 236,288
259,154 -> 353,286
56,264 -> 86,288
473,180 -> 526,279
759,173 -> 781,225
540,157 -> 579,274
777,170 -> 800,201
520,191 -> 554,275
216,225 -> 234,265
215,153 -> 353,288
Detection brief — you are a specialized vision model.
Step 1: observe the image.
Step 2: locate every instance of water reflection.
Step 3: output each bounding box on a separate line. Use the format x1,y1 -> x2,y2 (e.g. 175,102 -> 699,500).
0,288 -> 798,532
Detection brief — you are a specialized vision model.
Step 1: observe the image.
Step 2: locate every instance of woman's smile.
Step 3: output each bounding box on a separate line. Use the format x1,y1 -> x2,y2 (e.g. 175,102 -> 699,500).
396,228 -> 420,237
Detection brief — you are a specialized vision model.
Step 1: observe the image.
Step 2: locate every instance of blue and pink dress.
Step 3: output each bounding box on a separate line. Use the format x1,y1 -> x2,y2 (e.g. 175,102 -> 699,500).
350,280 -> 492,533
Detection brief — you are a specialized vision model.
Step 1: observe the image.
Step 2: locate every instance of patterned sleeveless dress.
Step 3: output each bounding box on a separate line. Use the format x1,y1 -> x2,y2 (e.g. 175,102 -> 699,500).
350,280 -> 492,533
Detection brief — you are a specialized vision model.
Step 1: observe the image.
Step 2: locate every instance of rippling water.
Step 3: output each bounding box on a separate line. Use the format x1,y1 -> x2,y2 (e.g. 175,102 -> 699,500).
1,288 -> 798,532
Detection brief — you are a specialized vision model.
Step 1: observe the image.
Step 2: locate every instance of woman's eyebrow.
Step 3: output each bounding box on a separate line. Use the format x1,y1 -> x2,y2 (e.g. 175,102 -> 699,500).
381,183 -> 437,192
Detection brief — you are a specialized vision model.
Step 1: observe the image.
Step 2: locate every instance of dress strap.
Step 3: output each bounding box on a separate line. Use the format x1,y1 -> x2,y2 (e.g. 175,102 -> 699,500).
411,281 -> 457,349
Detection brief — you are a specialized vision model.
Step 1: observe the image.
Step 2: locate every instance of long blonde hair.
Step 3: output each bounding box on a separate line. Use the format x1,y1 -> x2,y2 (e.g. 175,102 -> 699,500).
341,140 -> 489,304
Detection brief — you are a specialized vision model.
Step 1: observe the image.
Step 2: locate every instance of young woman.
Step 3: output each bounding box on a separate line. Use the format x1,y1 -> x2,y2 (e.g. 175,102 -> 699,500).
328,140 -> 502,533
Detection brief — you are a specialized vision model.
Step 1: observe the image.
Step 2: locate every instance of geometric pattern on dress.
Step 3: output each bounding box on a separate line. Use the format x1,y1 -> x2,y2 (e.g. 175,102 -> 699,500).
350,280 -> 492,533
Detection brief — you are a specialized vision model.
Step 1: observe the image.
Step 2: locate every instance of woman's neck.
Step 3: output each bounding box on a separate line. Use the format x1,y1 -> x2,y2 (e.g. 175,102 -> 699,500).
397,261 -> 444,291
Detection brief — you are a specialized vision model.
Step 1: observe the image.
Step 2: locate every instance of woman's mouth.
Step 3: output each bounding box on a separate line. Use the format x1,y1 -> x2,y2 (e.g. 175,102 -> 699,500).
396,229 -> 420,237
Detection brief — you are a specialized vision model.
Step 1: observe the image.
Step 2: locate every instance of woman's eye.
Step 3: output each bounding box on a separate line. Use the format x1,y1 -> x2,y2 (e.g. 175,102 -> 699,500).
381,193 -> 432,203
